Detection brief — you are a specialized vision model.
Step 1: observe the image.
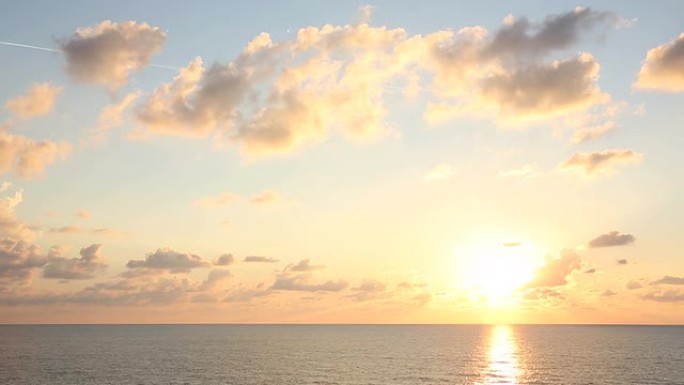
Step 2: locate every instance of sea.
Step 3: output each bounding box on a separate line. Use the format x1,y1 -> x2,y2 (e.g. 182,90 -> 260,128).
0,324 -> 682,384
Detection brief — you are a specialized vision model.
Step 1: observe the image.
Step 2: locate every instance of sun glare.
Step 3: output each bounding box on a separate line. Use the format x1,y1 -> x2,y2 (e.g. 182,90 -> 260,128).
456,242 -> 542,305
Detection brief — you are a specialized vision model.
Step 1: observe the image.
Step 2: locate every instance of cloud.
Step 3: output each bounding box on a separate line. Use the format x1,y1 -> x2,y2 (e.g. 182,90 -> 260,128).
601,289 -> 616,297
214,254 -> 234,266
271,273 -> 348,292
347,278 -> 387,301
288,259 -> 324,272
199,269 -> 232,291
616,258 -> 628,265
244,256 -> 279,263
0,188 -> 35,241
587,231 -> 635,248
424,163 -> 454,181
75,210 -> 91,219
650,276 -> 684,286
48,225 -> 83,234
42,244 -> 107,280
571,121 -> 616,144
0,238 -> 46,284
352,279 -> 386,292
485,8 -> 615,58
501,242 -> 522,247
135,57 -> 249,138
642,290 -> 684,303
478,53 -> 609,121
584,268 -> 596,274
498,163 -> 541,178
527,249 -> 581,288
249,190 -> 282,205
0,130 -> 71,179
626,280 -> 642,290
634,33 -> 684,92
558,149 -> 643,178
60,20 -> 166,89
193,192 -> 240,208
47,225 -> 127,237
224,286 -> 272,303
131,9 -> 614,157
125,248 -> 208,274
95,91 -> 141,138
4,83 -> 61,118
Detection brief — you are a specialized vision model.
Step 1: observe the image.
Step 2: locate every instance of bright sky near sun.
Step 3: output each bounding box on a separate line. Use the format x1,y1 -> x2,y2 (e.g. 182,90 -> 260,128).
1,0 -> 683,324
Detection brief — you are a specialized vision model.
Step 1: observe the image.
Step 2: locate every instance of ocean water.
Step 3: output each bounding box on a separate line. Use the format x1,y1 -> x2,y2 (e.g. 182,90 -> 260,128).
0,325 -> 682,384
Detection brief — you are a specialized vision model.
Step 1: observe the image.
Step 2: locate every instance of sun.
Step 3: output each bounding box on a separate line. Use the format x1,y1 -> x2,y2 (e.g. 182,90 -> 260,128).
455,241 -> 543,305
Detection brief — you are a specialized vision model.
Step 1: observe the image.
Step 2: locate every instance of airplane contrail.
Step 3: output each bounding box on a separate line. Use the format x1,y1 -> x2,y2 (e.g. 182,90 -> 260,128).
0,41 -> 61,52
0,40 -> 179,70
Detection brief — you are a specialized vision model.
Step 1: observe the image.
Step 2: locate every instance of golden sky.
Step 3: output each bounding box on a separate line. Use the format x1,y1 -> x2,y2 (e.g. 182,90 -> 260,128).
1,1 -> 683,324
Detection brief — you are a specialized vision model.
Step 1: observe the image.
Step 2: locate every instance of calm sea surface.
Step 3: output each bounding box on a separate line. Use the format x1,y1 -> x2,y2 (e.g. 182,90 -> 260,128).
0,325 -> 682,384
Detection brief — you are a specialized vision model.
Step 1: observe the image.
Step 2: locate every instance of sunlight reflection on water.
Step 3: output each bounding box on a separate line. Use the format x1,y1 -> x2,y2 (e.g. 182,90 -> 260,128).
480,325 -> 522,385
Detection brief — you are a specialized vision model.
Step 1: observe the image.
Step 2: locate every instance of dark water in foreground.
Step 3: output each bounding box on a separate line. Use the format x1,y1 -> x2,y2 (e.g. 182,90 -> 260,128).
0,325 -> 682,384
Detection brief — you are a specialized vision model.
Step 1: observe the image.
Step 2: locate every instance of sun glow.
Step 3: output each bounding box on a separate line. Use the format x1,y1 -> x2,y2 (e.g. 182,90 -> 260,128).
456,242 -> 543,305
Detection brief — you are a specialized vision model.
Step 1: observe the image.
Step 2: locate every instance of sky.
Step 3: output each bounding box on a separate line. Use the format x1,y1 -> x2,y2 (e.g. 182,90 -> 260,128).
1,0 -> 683,324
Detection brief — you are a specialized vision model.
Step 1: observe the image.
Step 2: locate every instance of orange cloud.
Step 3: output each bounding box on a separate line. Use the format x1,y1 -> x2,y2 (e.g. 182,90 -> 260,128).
634,33 -> 684,92
558,149 -> 643,178
5,83 -> 61,118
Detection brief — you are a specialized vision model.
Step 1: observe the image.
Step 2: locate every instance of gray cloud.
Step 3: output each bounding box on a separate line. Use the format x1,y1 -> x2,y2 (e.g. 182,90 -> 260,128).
634,33 -> 684,92
584,268 -> 596,274
642,290 -> 684,303
626,280 -> 643,290
559,150 -> 643,178
271,274 -> 347,292
650,276 -> 684,286
601,289 -> 617,297
244,256 -> 279,263
485,8 -> 614,59
214,254 -> 234,266
587,231 -> 635,248
135,57 -> 250,138
0,238 -> 46,284
288,259 -> 324,272
616,258 -> 628,265
60,20 -> 166,89
126,248 -> 208,274
480,54 -> 607,120
43,244 -> 107,280
348,279 -> 387,301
